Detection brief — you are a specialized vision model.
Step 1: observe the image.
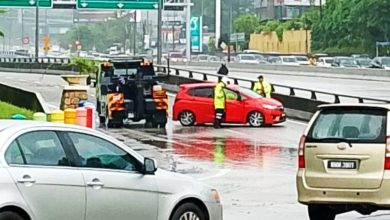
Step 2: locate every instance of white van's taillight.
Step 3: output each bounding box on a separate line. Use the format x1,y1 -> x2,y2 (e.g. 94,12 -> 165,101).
385,136 -> 390,170
298,135 -> 306,168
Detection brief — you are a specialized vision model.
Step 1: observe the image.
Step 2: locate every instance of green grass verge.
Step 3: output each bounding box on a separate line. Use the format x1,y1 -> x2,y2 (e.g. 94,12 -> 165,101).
0,101 -> 34,119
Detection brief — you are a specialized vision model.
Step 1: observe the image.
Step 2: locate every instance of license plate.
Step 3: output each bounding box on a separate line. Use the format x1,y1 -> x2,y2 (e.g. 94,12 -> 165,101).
328,161 -> 357,169
128,113 -> 134,118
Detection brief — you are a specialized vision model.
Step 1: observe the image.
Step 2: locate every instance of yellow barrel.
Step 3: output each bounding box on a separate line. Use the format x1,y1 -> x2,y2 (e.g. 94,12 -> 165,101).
33,112 -> 47,121
50,110 -> 64,123
64,109 -> 77,124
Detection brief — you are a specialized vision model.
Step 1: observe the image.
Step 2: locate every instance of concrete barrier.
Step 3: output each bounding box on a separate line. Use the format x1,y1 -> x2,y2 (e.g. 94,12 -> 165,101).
0,83 -> 48,113
0,61 -> 79,74
0,67 -> 78,76
169,61 -> 390,78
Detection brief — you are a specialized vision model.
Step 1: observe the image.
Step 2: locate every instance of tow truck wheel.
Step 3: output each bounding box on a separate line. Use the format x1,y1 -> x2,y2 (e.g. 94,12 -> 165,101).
145,118 -> 158,128
99,116 -> 106,127
105,110 -> 114,129
106,118 -> 114,129
158,122 -> 167,128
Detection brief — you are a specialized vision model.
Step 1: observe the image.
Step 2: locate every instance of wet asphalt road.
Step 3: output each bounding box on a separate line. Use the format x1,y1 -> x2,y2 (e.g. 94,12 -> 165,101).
99,94 -> 390,220
2,71 -> 390,219
104,119 -> 390,220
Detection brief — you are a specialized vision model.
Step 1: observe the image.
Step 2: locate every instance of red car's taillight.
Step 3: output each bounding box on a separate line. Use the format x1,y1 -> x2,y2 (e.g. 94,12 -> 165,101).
298,135 -> 306,168
385,136 -> 390,170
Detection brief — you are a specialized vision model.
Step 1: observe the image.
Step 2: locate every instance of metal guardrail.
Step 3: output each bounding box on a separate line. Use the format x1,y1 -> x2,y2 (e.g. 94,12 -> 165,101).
0,57 -> 388,104
155,65 -> 390,104
0,57 -> 71,64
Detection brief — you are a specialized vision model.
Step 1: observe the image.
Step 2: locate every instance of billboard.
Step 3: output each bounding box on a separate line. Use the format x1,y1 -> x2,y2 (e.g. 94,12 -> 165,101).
190,16 -> 202,53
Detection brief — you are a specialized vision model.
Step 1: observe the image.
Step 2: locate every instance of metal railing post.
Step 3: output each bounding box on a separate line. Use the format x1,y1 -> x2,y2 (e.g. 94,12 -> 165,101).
334,95 -> 340,103
310,91 -> 317,100
290,88 -> 295,96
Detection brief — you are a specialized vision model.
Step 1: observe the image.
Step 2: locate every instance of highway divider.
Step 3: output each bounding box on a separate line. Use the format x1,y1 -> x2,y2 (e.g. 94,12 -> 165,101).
167,61 -> 390,78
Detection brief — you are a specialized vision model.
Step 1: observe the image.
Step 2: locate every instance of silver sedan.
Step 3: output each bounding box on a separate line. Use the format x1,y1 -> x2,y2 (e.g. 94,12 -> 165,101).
0,120 -> 222,220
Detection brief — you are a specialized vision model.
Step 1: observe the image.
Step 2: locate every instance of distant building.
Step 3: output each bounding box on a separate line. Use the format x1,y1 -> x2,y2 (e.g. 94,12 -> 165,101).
254,0 -> 326,20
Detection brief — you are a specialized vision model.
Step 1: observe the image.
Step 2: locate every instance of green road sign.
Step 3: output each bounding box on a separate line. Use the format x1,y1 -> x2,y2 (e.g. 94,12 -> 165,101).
77,0 -> 160,10
0,0 -> 52,8
230,33 -> 245,43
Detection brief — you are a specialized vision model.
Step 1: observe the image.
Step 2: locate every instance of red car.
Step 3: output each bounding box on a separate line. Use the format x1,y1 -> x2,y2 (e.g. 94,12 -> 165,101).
173,83 -> 286,127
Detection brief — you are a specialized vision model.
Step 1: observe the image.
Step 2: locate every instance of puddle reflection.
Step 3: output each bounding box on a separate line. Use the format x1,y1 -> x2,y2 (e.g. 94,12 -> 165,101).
169,137 -> 297,170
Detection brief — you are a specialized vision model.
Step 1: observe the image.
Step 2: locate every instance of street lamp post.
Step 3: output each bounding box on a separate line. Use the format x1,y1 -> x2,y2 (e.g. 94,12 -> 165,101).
185,0 -> 191,62
21,9 -> 24,48
305,24 -> 308,54
35,0 -> 39,59
157,0 -> 162,64
133,10 -> 137,55
227,0 -> 232,62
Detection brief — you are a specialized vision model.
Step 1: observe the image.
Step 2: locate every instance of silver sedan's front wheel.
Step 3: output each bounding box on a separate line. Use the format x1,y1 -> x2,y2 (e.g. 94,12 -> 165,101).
248,111 -> 265,127
171,203 -> 206,220
179,211 -> 200,220
179,111 -> 196,126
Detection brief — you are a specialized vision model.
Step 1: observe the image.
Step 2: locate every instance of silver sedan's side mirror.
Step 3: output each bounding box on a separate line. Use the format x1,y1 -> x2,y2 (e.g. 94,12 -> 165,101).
143,158 -> 157,175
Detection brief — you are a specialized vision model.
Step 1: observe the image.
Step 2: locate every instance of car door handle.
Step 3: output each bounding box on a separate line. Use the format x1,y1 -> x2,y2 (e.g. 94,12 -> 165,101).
17,175 -> 36,184
87,179 -> 104,187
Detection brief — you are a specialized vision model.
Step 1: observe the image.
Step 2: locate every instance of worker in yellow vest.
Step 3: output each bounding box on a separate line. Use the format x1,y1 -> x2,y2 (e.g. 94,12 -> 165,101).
214,77 -> 227,128
253,75 -> 272,98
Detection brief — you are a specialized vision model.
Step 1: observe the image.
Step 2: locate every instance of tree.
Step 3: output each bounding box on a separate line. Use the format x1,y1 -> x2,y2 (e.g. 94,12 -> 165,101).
59,16 -> 135,52
233,15 -> 260,40
308,0 -> 390,55
0,10 -> 5,37
208,37 -> 216,54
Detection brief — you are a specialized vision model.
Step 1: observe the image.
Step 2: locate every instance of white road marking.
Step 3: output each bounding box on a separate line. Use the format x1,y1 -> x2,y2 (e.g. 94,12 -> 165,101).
198,169 -> 231,181
225,129 -> 247,136
287,119 -> 308,126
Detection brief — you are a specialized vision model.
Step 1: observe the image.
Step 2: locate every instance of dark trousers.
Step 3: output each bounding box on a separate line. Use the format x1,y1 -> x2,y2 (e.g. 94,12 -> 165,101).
214,109 -> 225,128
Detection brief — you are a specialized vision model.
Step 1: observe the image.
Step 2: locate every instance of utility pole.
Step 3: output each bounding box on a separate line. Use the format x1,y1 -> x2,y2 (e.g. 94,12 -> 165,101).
133,10 -> 137,55
35,0 -> 40,59
215,0 -> 221,49
172,11 -> 176,51
185,0 -> 191,62
319,0 -> 322,20
201,0 -> 203,48
228,0 -> 232,62
157,0 -> 162,64
172,25 -> 175,51
279,1 -> 283,19
21,9 -> 24,48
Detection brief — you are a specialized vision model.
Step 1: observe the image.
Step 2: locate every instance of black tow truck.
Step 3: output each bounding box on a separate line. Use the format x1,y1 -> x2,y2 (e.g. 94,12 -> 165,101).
96,57 -> 168,128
